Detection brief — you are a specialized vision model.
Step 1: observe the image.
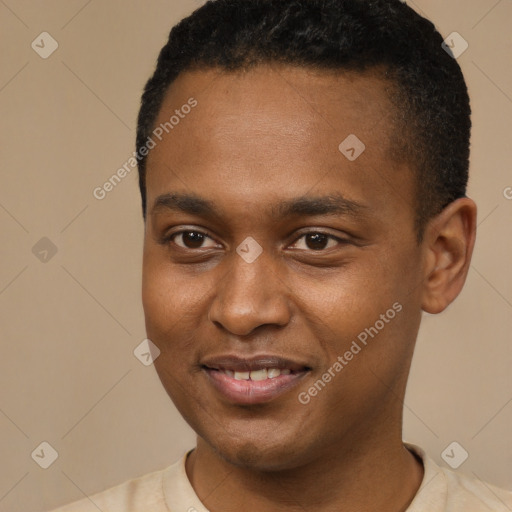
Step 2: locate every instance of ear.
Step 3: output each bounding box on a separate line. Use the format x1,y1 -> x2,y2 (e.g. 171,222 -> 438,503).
420,197 -> 477,314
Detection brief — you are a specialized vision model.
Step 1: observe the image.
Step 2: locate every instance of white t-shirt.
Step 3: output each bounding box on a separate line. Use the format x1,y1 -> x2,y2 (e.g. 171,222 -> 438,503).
48,443 -> 512,511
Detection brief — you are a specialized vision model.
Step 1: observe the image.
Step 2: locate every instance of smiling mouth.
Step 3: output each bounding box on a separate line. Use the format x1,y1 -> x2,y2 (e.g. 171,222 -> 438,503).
201,356 -> 311,404
206,366 -> 297,380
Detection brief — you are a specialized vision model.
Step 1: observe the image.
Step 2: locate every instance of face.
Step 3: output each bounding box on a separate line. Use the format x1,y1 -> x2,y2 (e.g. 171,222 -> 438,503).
142,65 -> 426,471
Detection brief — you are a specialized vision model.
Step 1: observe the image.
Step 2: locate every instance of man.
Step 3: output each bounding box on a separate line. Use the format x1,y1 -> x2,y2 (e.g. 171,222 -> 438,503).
51,0 -> 512,510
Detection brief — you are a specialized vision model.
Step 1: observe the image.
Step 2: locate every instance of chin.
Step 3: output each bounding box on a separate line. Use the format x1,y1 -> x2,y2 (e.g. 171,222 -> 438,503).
205,429 -> 313,472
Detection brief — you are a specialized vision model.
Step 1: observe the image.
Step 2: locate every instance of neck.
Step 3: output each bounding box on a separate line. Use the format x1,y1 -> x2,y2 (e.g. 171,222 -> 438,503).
185,426 -> 424,512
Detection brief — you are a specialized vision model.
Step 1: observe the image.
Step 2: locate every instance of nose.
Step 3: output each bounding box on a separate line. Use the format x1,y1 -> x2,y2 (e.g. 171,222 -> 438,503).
208,248 -> 292,336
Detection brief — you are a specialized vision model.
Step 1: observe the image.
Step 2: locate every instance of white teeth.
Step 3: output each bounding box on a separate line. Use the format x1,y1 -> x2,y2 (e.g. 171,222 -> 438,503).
250,369 -> 268,381
267,368 -> 281,379
225,368 -> 291,380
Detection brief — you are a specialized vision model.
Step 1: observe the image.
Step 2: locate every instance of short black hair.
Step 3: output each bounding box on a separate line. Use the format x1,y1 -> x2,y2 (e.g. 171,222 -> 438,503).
136,0 -> 471,240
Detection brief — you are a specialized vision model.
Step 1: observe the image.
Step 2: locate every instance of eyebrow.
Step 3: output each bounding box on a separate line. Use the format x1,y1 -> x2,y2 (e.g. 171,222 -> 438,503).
150,192 -> 368,220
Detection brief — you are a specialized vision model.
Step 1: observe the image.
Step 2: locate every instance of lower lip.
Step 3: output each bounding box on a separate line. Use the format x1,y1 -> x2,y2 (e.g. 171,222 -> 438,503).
203,368 -> 308,405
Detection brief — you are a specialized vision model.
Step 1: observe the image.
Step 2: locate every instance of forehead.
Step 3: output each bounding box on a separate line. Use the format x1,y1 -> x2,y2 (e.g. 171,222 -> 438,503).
145,64 -> 413,224
155,64 -> 396,147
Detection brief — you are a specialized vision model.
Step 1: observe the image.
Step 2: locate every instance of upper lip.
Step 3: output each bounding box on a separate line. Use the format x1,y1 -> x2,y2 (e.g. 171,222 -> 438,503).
201,355 -> 311,373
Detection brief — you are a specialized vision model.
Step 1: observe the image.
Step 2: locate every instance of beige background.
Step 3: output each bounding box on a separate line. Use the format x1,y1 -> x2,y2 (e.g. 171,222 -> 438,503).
0,1 -> 511,510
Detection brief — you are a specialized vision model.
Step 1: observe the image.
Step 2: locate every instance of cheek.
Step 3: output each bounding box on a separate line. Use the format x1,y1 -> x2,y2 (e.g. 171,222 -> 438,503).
297,248 -> 420,363
142,267 -> 171,331
294,262 -> 395,330
142,247 -> 190,321
142,248 -> 183,343
141,251 -> 211,362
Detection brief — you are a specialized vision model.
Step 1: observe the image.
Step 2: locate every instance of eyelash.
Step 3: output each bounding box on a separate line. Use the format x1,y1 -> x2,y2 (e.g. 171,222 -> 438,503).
162,229 -> 349,252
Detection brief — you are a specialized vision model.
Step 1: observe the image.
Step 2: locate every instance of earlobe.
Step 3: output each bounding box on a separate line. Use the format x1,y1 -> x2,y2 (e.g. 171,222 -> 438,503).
420,198 -> 477,314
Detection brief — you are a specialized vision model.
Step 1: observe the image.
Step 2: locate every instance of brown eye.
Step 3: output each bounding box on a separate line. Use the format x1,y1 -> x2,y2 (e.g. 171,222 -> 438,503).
171,231 -> 218,249
305,233 -> 330,250
291,232 -> 343,251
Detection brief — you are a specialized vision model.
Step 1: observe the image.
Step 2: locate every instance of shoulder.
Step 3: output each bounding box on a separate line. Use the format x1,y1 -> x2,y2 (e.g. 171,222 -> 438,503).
405,443 -> 512,512
441,464 -> 512,511
47,458 -> 182,512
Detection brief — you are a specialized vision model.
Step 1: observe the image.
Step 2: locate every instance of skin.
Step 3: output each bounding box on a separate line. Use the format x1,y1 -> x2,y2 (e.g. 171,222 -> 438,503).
142,64 -> 477,511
